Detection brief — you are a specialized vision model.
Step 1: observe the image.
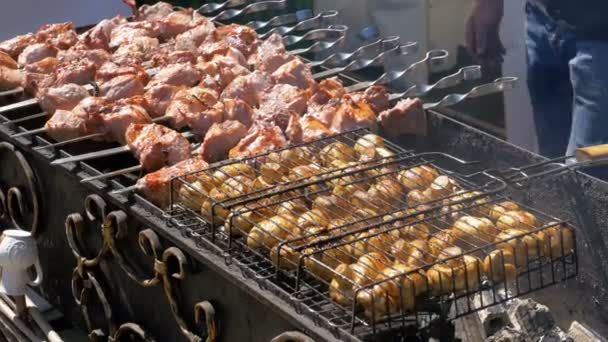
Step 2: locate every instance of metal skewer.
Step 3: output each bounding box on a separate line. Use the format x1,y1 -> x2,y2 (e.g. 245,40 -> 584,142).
0,87 -> 24,97
112,184 -> 140,195
81,165 -> 143,183
0,98 -> 38,115
1,111 -> 47,125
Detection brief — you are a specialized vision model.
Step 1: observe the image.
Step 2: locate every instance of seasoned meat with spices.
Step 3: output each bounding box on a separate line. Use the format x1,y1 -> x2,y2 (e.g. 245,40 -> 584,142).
125,123 -> 191,171
18,43 -> 58,66
37,83 -> 89,114
99,74 -> 145,102
194,120 -> 248,162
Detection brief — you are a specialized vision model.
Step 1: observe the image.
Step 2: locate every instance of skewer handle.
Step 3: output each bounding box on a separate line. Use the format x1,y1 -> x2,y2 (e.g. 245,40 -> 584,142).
575,144 -> 608,163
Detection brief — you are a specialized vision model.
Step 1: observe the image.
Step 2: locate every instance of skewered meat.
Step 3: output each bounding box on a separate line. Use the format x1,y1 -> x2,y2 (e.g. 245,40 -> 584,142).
221,71 -> 273,107
197,55 -> 250,92
253,33 -> 294,74
100,102 -> 151,144
44,97 -> 107,141
0,51 -> 17,69
22,71 -> 57,95
194,120 -> 248,162
308,78 -> 346,108
136,157 -> 209,208
125,123 -> 192,171
110,21 -> 160,50
35,22 -> 78,50
99,74 -> 145,102
142,84 -> 183,118
147,63 -> 201,88
58,46 -> 111,68
0,66 -> 24,90
377,98 -> 426,138
157,9 -> 206,40
79,16 -> 127,50
175,19 -> 215,50
212,24 -> 259,59
150,50 -> 196,68
165,87 -> 218,129
0,33 -> 36,59
222,98 -> 254,128
18,43 -> 58,66
24,57 -> 60,74
228,125 -> 288,159
55,59 -> 96,86
135,1 -> 174,22
258,83 -> 308,116
37,83 -> 89,114
112,36 -> 160,66
299,115 -> 332,142
330,96 -> 377,133
96,62 -> 148,84
271,59 -> 317,90
350,85 -> 389,114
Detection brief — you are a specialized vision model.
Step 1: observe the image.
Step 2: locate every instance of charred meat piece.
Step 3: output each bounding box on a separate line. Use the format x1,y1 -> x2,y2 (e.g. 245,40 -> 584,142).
147,63 -> 201,88
350,85 -> 389,114
142,84 -> 183,118
96,62 -> 148,84
158,9 -> 206,40
0,66 -> 24,90
18,43 -> 58,66
125,123 -> 191,171
196,54 -> 250,92
377,98 -> 426,137
38,83 -> 89,114
271,59 -> 317,91
228,125 -> 288,159
251,33 -> 293,73
58,46 -> 111,68
110,21 -> 160,50
79,16 -> 127,50
136,157 -> 209,208
330,95 -> 378,133
194,120 -> 248,162
55,59 -> 96,86
100,102 -> 151,144
99,74 -> 145,102
35,22 -> 78,50
308,78 -> 346,108
165,87 -> 218,129
299,114 -> 332,142
136,1 -> 174,22
221,71 -> 273,107
0,51 -> 17,69
0,33 -> 36,59
44,97 -> 107,142
25,57 -> 60,74
306,100 -> 339,127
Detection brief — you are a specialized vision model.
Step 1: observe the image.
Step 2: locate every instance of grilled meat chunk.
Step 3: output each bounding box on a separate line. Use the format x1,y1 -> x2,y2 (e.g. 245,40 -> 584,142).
55,59 -> 96,86
136,1 -> 174,22
99,74 -> 145,102
212,24 -> 259,59
136,157 -> 209,208
222,98 -> 254,128
112,36 -> 160,66
196,54 -> 250,92
175,19 -> 215,49
165,87 -> 218,129
142,84 -> 183,118
157,9 -> 206,40
377,98 -> 426,137
308,78 -> 346,108
271,58 -> 317,90
194,120 -> 248,162
253,33 -> 294,74
58,46 -> 111,68
110,21 -> 160,50
299,115 -> 332,142
0,33 -> 36,59
35,22 -> 78,50
350,85 -> 389,114
44,97 -> 107,141
125,123 -> 191,171
0,51 -> 18,69
0,66 -> 24,90
96,62 -> 148,84
38,83 -> 89,114
147,63 -> 201,88
79,16 -> 127,50
330,96 -> 378,133
221,71 -> 273,107
100,102 -> 151,144
258,83 -> 308,117
24,57 -> 60,74
228,125 -> 288,159
150,50 -> 196,68
18,43 -> 58,66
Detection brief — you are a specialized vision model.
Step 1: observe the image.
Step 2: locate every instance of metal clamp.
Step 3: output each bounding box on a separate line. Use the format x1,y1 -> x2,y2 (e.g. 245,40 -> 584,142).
423,76 -> 518,109
211,0 -> 287,22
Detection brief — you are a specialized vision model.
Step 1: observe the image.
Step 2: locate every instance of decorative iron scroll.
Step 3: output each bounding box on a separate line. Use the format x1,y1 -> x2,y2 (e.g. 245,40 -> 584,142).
66,194 -> 218,342
0,142 -> 41,236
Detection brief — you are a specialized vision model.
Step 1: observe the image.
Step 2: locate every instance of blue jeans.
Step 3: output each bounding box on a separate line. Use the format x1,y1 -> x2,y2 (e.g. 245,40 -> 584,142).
526,3 -> 608,177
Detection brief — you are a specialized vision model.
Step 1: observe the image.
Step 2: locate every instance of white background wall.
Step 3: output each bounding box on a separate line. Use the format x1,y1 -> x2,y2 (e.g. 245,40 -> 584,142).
0,0 -> 130,40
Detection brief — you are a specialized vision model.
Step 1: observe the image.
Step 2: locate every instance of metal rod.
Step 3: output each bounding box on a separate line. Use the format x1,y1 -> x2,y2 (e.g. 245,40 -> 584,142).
0,87 -> 24,97
50,145 -> 130,165
33,132 -> 107,150
11,126 -> 47,138
1,111 -> 48,125
0,98 -> 38,115
81,165 -> 143,183
112,184 -> 140,195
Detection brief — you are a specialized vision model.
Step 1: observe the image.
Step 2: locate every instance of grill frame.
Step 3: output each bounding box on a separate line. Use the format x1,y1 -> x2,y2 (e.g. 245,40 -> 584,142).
0,4 -> 606,342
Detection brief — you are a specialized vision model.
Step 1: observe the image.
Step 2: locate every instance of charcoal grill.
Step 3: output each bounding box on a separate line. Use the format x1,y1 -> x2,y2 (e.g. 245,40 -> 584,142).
0,1 -> 607,341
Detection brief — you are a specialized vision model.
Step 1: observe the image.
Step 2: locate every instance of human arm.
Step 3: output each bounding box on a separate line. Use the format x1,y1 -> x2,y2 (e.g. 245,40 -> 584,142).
466,0 -> 505,65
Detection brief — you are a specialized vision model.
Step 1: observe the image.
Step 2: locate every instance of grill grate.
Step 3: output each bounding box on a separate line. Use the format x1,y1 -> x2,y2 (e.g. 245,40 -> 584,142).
168,129 -> 578,339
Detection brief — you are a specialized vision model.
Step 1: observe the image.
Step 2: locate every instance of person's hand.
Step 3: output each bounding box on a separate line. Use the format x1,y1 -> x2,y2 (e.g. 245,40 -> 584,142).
466,0 -> 505,65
